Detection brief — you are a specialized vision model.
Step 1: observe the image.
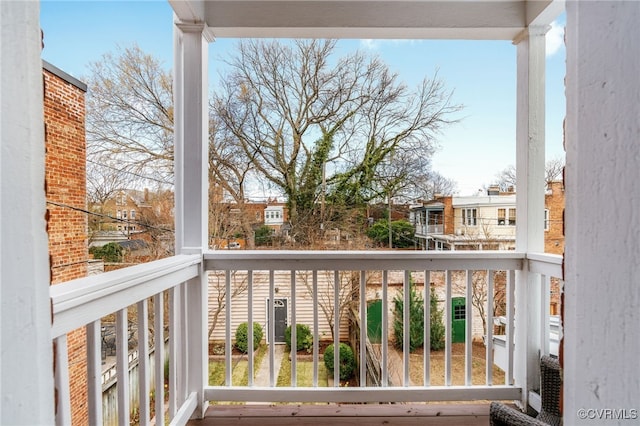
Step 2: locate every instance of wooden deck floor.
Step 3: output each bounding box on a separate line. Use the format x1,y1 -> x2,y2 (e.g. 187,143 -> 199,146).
188,403 -> 492,425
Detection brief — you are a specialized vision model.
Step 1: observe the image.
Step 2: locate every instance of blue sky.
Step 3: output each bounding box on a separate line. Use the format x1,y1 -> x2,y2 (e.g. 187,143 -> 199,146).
40,1 -> 566,197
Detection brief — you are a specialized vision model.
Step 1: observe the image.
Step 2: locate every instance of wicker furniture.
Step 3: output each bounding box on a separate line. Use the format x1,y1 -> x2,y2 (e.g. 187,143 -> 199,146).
490,355 -> 562,426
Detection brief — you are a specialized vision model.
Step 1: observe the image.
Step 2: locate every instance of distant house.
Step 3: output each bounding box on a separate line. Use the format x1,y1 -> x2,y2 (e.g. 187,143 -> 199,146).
412,183 -> 564,253
411,186 -> 517,251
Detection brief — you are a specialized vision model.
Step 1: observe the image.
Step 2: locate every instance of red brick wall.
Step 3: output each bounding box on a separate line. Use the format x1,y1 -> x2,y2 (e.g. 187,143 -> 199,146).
44,65 -> 88,426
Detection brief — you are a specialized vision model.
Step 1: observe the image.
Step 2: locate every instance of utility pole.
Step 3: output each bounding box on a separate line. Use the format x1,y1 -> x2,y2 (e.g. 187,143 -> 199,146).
321,161 -> 326,237
388,191 -> 392,248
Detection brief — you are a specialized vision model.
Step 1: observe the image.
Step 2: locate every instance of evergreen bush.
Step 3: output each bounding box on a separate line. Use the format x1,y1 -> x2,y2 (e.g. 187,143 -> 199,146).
392,282 -> 446,351
323,343 -> 355,381
234,322 -> 263,353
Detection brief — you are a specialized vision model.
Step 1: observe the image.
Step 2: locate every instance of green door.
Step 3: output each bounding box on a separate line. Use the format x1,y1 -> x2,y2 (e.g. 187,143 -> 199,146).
451,297 -> 466,343
367,299 -> 383,343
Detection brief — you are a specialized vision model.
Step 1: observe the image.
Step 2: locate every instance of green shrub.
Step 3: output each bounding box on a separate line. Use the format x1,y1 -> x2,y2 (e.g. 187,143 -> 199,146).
89,242 -> 123,262
428,286 -> 446,351
235,322 -> 263,353
392,282 -> 424,351
284,324 -> 313,352
254,225 -> 273,246
323,343 -> 355,381
393,283 -> 445,351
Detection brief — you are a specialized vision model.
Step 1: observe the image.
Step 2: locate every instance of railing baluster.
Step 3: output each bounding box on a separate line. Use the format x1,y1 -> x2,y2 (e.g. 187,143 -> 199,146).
116,308 -> 130,425
359,270 -> 366,387
445,270 -> 452,386
382,270 -> 389,387
333,270 -> 340,386
153,292 -> 164,425
54,335 -> 71,426
247,270 -> 254,387
269,270 -> 275,387
137,299 -> 150,425
403,270 -> 410,387
541,274 -> 551,356
485,271 -> 494,385
506,270 -> 515,385
86,320 -> 102,425
180,281 -> 189,403
291,270 -> 297,387
225,271 -> 231,386
169,286 -> 178,416
312,270 -> 319,387
423,270 -> 430,387
465,271 -> 473,386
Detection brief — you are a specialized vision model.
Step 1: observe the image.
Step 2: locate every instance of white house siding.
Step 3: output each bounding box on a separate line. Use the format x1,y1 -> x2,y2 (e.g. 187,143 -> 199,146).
208,270 -> 492,345
208,270 -> 350,343
452,196 -> 517,242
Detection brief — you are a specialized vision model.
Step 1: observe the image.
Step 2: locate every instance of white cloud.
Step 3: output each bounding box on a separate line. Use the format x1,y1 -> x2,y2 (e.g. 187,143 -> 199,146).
546,21 -> 565,57
360,39 -> 379,50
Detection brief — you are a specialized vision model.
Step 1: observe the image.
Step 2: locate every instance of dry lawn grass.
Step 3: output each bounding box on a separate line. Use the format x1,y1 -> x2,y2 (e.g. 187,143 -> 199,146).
408,342 -> 505,386
278,341 -> 503,388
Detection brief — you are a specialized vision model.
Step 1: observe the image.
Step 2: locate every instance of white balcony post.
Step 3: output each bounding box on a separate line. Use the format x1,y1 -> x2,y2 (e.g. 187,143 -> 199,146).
565,2 -> 640,421
173,15 -> 213,419
513,25 -> 547,409
1,2 -> 55,424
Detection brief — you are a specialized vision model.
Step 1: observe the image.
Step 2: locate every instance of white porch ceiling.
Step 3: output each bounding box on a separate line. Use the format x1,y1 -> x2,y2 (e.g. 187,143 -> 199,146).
169,0 -> 563,41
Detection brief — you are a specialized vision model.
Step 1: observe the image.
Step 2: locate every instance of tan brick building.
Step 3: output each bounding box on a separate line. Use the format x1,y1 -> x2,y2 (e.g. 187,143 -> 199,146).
544,180 -> 565,255
43,60 -> 88,426
544,180 -> 565,315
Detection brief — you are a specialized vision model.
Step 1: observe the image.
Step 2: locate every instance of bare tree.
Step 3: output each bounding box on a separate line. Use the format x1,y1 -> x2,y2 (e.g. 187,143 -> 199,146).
213,39 -> 461,241
208,114 -> 260,248
494,156 -> 566,191
207,271 -> 253,340
85,44 -> 174,187
544,156 -> 565,183
298,270 -> 362,342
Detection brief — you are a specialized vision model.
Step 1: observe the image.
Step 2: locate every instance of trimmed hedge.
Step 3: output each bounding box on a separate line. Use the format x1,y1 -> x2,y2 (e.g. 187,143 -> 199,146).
234,322 -> 263,353
323,343 -> 355,381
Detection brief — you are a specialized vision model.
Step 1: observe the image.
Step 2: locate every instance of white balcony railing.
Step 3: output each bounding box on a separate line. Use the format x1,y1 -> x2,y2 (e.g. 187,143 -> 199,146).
50,250 -> 562,425
415,224 -> 444,236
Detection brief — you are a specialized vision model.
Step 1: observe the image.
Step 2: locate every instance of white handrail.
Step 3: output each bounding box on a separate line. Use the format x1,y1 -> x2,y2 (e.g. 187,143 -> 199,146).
51,254 -> 201,338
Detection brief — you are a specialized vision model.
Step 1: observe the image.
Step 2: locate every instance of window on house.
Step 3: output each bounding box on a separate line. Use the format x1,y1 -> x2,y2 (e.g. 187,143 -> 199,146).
130,210 -> 135,220
462,208 -> 477,226
122,210 -> 127,219
498,208 -> 516,225
544,209 -> 550,231
116,210 -> 121,219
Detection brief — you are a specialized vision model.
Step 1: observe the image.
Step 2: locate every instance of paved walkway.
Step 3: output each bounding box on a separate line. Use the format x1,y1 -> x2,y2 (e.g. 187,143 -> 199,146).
254,344 -> 286,387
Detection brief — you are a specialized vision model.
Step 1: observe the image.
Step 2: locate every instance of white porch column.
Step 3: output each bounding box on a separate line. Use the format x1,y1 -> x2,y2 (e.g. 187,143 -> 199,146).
1,1 -> 55,424
173,16 -> 213,419
565,2 -> 640,423
513,25 -> 547,410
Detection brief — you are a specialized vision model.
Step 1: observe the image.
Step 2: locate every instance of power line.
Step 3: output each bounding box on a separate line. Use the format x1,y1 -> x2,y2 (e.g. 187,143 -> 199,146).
86,158 -> 172,186
46,200 -> 175,234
